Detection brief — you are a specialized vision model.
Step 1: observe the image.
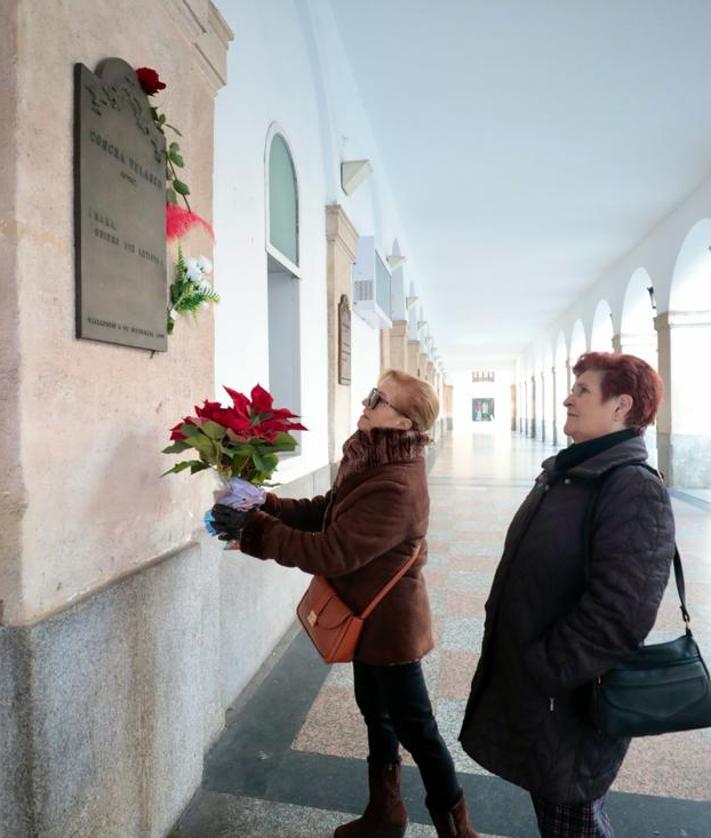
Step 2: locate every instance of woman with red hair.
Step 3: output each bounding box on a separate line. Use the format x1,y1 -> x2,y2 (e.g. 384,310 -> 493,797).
460,352 -> 675,837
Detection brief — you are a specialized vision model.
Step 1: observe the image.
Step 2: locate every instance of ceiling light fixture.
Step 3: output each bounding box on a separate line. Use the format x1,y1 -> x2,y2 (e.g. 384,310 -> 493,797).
341,159 -> 373,195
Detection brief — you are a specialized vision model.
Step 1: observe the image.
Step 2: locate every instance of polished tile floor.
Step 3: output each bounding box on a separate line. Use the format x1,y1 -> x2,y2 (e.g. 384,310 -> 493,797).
175,431 -> 711,837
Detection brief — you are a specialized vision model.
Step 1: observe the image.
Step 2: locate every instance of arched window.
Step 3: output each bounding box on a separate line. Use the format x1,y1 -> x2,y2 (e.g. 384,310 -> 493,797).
266,129 -> 301,430
268,134 -> 299,268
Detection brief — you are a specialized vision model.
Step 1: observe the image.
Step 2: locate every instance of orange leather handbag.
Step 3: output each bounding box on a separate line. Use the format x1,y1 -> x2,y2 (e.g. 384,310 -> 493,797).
297,544 -> 421,664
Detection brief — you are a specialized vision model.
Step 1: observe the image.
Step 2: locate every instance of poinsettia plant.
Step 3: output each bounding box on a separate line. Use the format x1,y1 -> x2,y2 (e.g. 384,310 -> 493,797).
163,385 -> 307,485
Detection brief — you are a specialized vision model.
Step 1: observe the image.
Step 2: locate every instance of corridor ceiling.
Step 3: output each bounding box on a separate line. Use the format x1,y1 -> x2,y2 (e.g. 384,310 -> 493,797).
330,0 -> 711,367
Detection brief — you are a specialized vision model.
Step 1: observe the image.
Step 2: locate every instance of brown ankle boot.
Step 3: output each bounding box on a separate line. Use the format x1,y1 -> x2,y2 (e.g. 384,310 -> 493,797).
426,789 -> 480,837
334,761 -> 408,838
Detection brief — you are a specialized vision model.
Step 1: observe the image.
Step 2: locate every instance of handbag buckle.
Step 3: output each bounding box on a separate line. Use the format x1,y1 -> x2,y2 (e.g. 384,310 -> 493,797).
307,610 -> 317,627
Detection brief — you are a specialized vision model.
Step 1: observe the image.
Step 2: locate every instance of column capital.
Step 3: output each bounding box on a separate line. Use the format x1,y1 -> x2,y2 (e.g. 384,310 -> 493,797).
325,204 -> 359,261
655,309 -> 711,332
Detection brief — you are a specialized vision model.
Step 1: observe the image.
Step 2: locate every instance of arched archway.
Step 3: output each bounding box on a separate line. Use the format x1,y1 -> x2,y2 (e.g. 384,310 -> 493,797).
554,331 -> 568,446
621,268 -> 659,465
590,299 -> 614,351
670,219 -> 711,310
265,127 -> 301,421
541,342 -> 554,444
661,219 -> 711,487
569,319 -> 587,365
620,268 -> 657,366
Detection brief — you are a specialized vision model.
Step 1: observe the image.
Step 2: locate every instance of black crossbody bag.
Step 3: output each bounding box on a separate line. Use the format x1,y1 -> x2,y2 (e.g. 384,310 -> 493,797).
584,463 -> 711,738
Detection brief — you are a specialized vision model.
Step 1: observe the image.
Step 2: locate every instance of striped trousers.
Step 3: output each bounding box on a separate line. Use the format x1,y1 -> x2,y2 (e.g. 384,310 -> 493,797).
531,793 -> 614,838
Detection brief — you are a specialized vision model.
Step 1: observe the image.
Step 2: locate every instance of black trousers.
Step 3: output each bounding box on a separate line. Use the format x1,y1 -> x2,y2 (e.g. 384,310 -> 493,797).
353,659 -> 460,808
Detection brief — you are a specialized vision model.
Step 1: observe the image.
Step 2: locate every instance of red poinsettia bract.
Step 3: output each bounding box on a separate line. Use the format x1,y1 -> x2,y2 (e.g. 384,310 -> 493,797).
168,385 -> 306,444
164,385 -> 306,485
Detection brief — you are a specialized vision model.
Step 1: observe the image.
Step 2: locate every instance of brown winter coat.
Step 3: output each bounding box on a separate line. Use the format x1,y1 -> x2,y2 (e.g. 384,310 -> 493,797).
238,428 -> 434,665
459,434 -> 675,803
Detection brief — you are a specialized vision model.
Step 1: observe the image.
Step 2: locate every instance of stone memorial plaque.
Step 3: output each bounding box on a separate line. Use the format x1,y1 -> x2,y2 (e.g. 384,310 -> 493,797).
75,58 -> 167,351
338,294 -> 351,384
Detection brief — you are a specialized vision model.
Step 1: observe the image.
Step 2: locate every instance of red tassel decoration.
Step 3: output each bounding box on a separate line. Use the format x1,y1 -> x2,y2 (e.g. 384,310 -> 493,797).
166,202 -> 215,242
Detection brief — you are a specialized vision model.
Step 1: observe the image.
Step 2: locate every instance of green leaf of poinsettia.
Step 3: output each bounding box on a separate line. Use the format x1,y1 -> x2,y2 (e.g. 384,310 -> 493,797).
161,460 -> 203,477
201,421 -> 225,440
251,451 -> 267,471
180,423 -> 202,437
187,433 -> 216,458
162,441 -> 191,454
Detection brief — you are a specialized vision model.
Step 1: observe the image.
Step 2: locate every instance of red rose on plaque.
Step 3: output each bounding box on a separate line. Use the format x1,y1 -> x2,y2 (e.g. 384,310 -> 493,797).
136,67 -> 166,96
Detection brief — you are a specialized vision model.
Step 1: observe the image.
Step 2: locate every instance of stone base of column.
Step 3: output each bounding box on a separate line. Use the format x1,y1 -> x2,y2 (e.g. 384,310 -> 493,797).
662,432 -> 711,488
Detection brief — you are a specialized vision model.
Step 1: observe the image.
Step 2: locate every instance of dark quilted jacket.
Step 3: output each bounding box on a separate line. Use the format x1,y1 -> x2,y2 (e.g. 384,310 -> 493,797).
459,435 -> 675,803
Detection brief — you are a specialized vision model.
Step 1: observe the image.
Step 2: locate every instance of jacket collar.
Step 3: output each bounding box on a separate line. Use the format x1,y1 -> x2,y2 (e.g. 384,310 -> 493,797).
542,434 -> 649,480
335,428 -> 428,488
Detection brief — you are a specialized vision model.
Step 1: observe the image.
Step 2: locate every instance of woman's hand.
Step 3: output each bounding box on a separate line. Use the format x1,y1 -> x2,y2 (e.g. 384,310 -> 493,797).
211,504 -> 249,542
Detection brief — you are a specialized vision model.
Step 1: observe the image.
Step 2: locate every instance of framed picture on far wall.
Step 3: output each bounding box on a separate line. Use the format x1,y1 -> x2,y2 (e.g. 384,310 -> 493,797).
472,398 -> 495,422
472,370 -> 495,383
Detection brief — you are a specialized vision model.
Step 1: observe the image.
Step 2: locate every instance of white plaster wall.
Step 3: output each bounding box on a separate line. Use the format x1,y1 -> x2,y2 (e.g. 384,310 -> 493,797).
213,1 -> 329,487
3,0 -> 227,625
213,0 -> 433,481
211,0 -> 424,705
350,313 -> 382,430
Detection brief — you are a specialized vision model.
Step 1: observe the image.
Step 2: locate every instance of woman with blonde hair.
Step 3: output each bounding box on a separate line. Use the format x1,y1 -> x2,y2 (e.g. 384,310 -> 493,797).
212,369 -> 479,838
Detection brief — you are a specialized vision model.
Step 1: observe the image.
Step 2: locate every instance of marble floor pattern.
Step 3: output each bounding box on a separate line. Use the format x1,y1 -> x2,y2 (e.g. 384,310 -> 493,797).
174,432 -> 711,838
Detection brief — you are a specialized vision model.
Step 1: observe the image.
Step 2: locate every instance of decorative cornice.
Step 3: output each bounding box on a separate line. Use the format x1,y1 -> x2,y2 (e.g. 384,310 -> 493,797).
326,204 -> 358,260
655,310 -> 711,331
165,0 -> 234,94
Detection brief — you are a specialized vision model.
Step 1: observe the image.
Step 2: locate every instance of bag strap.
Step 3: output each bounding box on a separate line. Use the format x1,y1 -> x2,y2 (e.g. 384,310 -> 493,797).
582,461 -> 690,630
360,542 -> 422,619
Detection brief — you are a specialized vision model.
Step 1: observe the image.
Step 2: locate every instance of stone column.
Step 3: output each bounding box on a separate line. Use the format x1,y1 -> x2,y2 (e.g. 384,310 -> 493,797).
407,340 -> 420,377
0,3 -> 233,836
444,384 -> 454,430
418,350 -> 428,381
388,320 -> 409,372
550,365 -> 558,447
540,371 -> 546,441
380,328 -> 391,373
326,205 -> 358,464
654,312 -> 676,481
426,360 -> 435,385
530,375 -> 537,438
654,310 -> 711,486
615,332 -> 658,367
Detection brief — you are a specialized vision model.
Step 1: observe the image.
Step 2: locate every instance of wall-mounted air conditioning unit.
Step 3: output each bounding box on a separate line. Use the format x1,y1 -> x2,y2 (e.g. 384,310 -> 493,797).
352,236 -> 393,329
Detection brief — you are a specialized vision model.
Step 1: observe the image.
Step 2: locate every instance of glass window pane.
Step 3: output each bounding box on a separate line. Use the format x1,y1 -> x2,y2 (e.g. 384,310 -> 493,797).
269,135 -> 298,266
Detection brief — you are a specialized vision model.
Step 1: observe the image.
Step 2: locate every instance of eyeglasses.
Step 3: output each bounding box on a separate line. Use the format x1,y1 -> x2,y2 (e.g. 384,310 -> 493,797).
365,388 -> 416,426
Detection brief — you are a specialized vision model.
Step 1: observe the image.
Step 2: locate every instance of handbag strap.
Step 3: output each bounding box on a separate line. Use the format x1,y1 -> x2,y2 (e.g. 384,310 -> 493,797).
360,542 -> 423,619
582,462 -> 690,630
